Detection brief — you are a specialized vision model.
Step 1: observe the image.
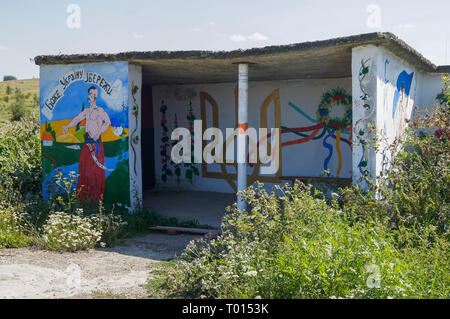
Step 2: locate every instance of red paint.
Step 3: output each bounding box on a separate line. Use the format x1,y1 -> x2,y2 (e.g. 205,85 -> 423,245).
76,141 -> 105,203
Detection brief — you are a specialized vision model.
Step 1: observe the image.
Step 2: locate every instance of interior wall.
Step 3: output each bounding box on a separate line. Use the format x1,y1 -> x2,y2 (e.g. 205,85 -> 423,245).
152,78 -> 352,194
141,83 -> 156,190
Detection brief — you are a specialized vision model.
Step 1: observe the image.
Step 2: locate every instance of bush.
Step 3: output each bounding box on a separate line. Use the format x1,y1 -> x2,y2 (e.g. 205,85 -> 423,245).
340,77 -> 449,235
0,111 -> 41,198
0,210 -> 33,248
3,75 -> 17,81
9,101 -> 28,121
164,183 -> 449,299
42,210 -> 102,251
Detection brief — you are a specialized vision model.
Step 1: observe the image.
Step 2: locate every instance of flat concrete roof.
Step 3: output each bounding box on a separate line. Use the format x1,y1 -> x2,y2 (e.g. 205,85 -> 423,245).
34,32 -> 446,85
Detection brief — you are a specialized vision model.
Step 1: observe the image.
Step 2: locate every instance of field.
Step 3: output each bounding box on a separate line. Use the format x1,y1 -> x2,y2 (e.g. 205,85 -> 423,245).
0,78 -> 39,123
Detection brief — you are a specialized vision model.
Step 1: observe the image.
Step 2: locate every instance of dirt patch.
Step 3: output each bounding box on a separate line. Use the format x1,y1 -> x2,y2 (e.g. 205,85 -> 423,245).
0,232 -> 199,299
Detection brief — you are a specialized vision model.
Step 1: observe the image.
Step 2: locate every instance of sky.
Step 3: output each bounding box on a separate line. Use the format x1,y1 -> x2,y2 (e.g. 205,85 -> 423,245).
0,0 -> 449,80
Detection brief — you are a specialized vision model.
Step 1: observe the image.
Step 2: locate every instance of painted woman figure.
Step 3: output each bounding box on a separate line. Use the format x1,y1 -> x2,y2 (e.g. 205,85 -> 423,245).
62,86 -> 111,203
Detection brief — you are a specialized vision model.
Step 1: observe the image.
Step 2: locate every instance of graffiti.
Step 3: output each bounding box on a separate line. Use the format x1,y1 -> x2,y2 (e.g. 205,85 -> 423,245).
317,88 -> 352,131
354,57 -> 376,181
392,71 -> 414,118
160,100 -> 172,182
159,100 -> 200,184
130,83 -> 140,175
392,71 -> 414,137
384,59 -> 389,84
184,101 -> 200,183
315,88 -> 352,176
199,87 -> 352,192
40,62 -> 130,205
200,88 -> 282,192
354,119 -> 369,177
322,130 -> 334,176
171,114 -> 182,183
359,58 -> 370,101
266,88 -> 351,177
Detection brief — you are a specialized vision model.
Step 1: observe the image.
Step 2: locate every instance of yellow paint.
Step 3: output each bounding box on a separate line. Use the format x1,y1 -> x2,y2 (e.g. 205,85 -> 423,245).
40,119 -> 129,143
199,88 -> 282,191
335,130 -> 342,177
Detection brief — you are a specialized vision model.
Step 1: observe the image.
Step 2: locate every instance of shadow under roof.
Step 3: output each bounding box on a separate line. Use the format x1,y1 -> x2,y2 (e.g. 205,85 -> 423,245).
34,32 -> 441,85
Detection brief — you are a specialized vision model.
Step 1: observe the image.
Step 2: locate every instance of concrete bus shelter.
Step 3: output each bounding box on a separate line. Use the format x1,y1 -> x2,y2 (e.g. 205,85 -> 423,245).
35,32 -> 449,227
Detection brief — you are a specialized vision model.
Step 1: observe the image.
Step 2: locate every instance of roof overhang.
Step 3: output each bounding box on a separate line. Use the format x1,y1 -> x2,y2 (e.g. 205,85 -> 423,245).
34,32 -> 441,85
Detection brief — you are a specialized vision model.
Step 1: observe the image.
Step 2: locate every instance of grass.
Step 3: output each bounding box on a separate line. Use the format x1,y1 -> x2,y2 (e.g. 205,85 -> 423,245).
163,183 -> 449,299
145,260 -> 178,298
0,79 -> 39,123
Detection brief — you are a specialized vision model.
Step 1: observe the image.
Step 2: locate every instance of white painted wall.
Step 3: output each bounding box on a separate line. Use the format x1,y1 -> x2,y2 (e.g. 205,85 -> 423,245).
352,45 -> 445,189
128,64 -> 142,208
152,78 -> 352,193
352,46 -> 378,190
417,73 -> 446,112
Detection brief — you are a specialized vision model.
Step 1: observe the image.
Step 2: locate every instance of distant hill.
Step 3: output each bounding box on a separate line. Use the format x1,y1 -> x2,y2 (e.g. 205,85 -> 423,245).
0,78 -> 39,123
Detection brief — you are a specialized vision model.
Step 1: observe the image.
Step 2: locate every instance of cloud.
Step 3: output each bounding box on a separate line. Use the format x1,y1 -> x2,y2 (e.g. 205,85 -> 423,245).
0,46 -> 8,51
132,33 -> 144,39
100,79 -> 127,112
229,32 -> 269,43
248,32 -> 268,41
229,34 -> 247,42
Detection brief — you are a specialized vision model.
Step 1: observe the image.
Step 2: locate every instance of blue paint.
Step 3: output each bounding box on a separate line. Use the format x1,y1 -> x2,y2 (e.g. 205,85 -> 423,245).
42,151 -> 129,199
322,130 -> 334,177
40,62 -> 129,128
288,102 -> 318,123
392,71 -> 414,119
384,59 -> 389,84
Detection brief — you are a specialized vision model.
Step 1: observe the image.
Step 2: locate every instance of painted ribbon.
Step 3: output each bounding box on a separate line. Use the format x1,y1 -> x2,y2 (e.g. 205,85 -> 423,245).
322,130 -> 334,177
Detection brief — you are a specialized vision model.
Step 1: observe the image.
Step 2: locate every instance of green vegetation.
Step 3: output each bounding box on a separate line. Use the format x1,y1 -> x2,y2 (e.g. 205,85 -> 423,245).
156,76 -> 450,299
0,79 -> 39,123
160,183 -> 448,298
3,75 -> 17,81
0,100 -> 210,250
1,76 -> 449,299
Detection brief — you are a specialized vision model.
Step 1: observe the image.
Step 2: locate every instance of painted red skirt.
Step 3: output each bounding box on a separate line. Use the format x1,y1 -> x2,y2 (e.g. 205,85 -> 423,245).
76,141 -> 106,203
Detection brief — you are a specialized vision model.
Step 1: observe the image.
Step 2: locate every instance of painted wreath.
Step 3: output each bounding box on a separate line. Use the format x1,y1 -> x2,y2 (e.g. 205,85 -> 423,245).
317,88 -> 352,131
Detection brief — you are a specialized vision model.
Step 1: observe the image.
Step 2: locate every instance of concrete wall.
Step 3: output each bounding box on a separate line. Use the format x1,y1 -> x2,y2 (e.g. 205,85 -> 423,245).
40,61 -> 142,208
128,64 -> 143,208
417,73 -> 446,112
152,78 -> 352,193
351,45 -> 444,189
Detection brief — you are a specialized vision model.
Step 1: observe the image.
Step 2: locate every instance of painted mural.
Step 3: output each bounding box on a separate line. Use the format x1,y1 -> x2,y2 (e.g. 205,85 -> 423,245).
351,47 -> 419,189
154,83 -> 352,192
378,54 -> 416,176
40,62 -> 130,205
392,70 -> 414,137
353,57 -> 376,182
159,100 -> 200,183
